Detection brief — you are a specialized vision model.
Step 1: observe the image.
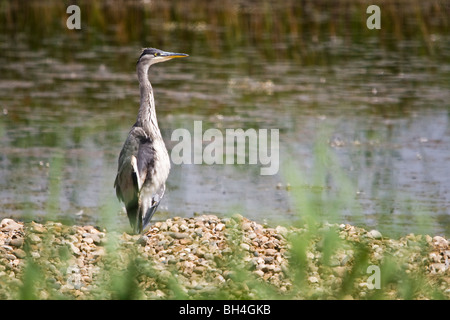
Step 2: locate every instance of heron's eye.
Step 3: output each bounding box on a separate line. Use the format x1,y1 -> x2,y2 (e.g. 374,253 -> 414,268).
154,52 -> 159,57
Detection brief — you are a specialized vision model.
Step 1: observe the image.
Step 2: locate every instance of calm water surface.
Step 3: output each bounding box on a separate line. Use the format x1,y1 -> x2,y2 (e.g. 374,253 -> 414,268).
0,1 -> 449,237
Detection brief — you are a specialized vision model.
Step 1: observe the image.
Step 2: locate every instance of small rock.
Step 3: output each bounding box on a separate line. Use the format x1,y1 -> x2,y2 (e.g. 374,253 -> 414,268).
308,276 -> 319,283
69,242 -> 80,255
248,232 -> 257,240
340,254 -> 351,266
333,266 -> 347,278
275,226 -> 288,236
29,234 -> 41,244
31,222 -> 46,233
1,219 -> 22,231
159,222 -> 168,231
9,238 -> 24,248
368,230 -> 382,239
240,243 -> 250,251
83,233 -> 102,245
359,282 -> 369,288
215,223 -> 225,232
429,263 -> 447,274
180,238 -> 193,245
262,264 -> 275,272
5,254 -> 16,260
193,266 -> 205,274
242,222 -> 252,231
433,236 -> 448,249
429,252 -> 441,263
136,236 -> 148,246
254,270 -> 264,277
83,237 -> 94,244
13,249 -> 26,259
329,258 -> 341,267
169,232 -> 188,239
264,256 -> 274,264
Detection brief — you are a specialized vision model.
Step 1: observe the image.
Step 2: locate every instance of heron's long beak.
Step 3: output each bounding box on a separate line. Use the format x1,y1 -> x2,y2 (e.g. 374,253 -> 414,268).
161,51 -> 189,59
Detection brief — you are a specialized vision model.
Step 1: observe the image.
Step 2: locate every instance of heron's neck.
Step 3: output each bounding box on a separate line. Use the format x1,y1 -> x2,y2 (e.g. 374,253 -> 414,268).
136,64 -> 161,138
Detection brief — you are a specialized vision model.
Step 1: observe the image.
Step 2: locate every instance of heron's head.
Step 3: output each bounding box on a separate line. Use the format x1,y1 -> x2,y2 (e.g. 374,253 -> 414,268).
137,48 -> 188,67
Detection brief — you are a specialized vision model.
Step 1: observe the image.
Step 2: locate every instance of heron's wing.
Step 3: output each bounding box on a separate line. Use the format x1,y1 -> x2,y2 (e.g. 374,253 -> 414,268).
114,127 -> 153,203
135,133 -> 156,186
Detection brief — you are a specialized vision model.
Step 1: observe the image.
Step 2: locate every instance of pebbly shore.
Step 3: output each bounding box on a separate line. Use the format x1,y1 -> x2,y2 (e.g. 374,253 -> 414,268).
0,215 -> 448,299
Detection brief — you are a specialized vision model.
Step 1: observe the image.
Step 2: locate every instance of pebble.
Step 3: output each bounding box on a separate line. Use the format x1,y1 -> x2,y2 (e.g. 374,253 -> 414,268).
0,219 -> 22,232
30,222 -> 46,233
29,234 -> 41,244
13,249 -> 26,259
368,230 -> 383,239
429,263 -> 447,274
215,223 -> 225,232
240,243 -> 250,251
432,236 -> 448,249
9,238 -> 24,248
168,232 -> 188,239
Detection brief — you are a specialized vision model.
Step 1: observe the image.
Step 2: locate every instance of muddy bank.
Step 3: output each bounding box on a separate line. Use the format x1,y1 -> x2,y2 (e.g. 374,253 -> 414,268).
0,215 -> 448,299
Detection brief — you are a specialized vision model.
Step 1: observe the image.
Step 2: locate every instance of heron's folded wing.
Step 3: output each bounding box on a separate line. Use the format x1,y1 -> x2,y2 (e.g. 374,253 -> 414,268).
136,135 -> 156,186
114,127 -> 148,202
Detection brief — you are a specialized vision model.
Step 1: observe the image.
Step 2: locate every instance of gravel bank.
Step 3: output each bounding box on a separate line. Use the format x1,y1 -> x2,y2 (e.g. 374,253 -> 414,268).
0,215 -> 448,299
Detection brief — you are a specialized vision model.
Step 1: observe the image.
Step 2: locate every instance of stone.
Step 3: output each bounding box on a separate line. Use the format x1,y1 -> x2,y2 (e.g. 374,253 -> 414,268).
430,263 -> 447,274
240,243 -> 250,251
433,236 -> 448,249
333,266 -> 347,278
69,242 -> 80,255
4,253 -> 16,260
0,219 -> 22,231
9,238 -> 24,248
29,234 -> 41,244
13,249 -> 26,259
254,270 -> 264,277
265,249 -> 277,256
215,223 -> 225,232
169,232 -> 188,239
242,222 -> 252,231
368,230 -> 382,239
275,226 -> 288,236
429,252 -> 441,263
30,222 -> 46,233
264,256 -> 274,264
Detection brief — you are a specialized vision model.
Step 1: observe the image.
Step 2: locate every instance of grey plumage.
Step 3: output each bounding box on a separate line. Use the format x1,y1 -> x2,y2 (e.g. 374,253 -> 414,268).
114,48 -> 188,234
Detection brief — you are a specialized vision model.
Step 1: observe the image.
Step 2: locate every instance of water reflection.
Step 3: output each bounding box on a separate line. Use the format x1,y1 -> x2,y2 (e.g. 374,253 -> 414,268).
0,0 -> 448,237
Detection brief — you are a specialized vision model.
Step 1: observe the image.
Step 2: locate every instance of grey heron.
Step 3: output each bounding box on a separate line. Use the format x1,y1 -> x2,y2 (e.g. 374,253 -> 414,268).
114,48 -> 188,234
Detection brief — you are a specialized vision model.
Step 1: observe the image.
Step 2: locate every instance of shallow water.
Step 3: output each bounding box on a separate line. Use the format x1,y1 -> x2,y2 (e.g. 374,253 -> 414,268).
0,0 -> 449,237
